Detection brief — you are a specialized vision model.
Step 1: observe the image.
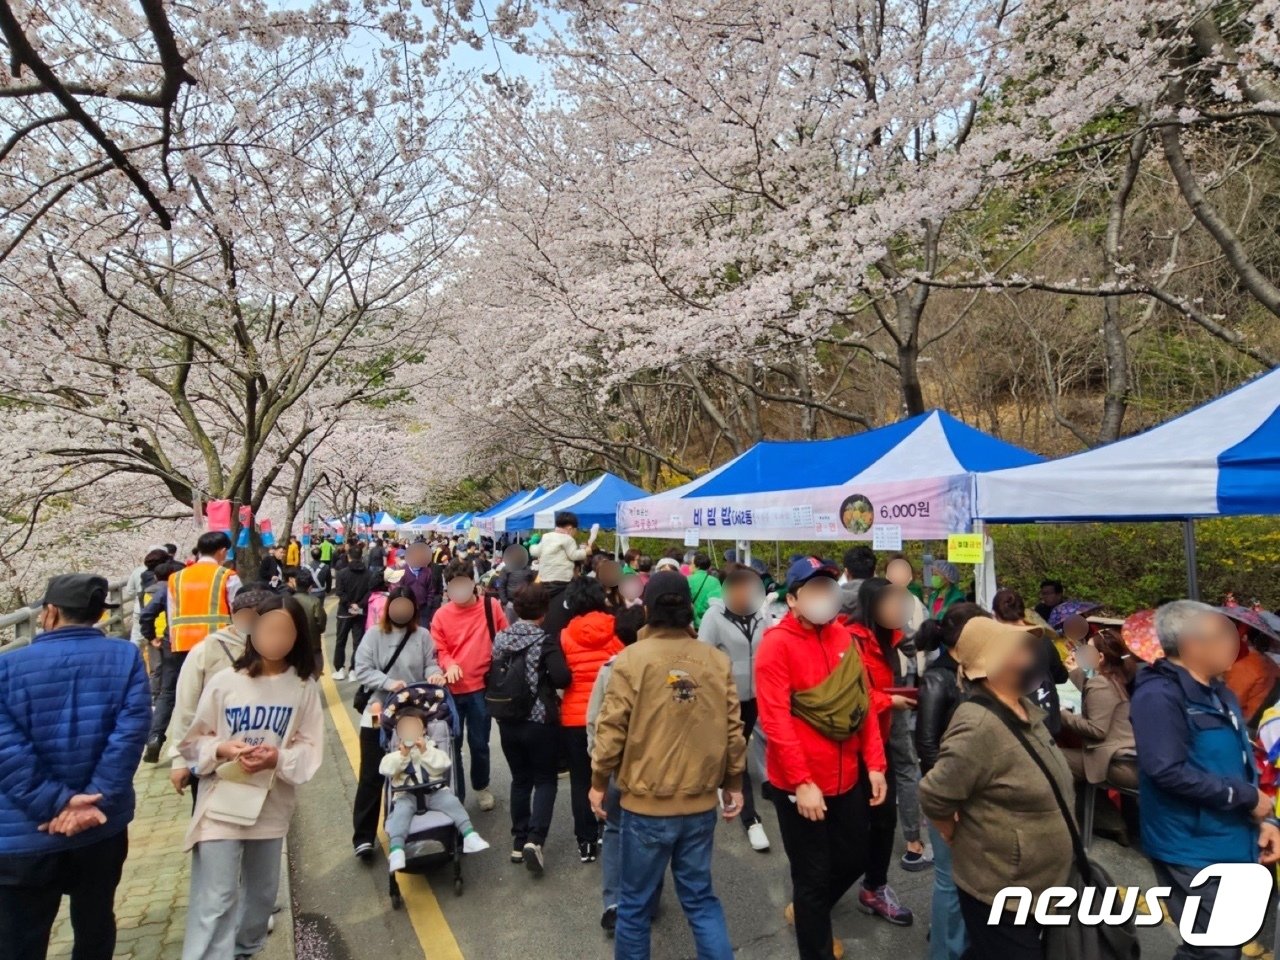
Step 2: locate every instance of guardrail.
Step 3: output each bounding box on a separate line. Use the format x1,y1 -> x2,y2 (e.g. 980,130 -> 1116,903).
0,579 -> 132,652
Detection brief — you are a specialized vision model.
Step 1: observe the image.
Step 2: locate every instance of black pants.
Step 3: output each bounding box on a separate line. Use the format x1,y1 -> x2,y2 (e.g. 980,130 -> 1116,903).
0,829 -> 129,960
353,725 -> 384,849
1152,860 -> 1240,960
740,698 -> 759,826
562,725 -> 597,845
148,647 -> 187,742
959,889 -> 1044,960
334,615 -> 363,671
864,730 -> 898,889
772,779 -> 870,960
499,720 -> 560,848
541,581 -> 571,643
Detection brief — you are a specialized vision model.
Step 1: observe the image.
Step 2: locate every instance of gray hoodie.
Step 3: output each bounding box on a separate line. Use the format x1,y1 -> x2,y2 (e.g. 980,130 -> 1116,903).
696,598 -> 764,701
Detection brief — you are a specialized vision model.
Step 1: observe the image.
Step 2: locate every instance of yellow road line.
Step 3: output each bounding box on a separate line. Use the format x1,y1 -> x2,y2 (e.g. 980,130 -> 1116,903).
318,639 -> 465,960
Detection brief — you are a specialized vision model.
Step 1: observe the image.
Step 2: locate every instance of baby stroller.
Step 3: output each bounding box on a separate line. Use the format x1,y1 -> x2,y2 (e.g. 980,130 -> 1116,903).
381,682 -> 465,906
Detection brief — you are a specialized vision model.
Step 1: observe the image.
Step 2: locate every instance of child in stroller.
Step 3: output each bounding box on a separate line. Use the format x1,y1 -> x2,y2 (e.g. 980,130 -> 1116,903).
381,688 -> 490,875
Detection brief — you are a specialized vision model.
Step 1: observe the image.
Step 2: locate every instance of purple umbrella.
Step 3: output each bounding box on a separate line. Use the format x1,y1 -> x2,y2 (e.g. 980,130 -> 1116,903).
1222,605 -> 1280,645
1049,599 -> 1103,630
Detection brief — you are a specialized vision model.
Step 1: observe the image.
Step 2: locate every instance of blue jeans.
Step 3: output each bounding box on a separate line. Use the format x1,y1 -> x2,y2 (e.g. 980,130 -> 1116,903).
603,782 -> 663,914
927,822 -> 967,960
615,809 -> 732,960
451,691 -> 491,797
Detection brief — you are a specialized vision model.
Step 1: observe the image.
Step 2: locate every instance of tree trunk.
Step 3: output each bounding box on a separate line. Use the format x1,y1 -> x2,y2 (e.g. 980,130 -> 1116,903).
898,343 -> 926,416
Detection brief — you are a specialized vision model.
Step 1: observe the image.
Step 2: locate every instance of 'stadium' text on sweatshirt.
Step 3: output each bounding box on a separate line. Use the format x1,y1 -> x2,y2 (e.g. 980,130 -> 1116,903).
178,666 -> 324,850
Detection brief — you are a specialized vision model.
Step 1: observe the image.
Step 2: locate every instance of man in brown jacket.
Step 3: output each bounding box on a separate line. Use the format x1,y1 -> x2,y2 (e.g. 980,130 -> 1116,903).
589,570 -> 746,960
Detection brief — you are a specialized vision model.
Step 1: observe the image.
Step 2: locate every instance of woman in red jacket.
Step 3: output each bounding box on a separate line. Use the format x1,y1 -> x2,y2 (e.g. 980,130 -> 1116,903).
756,558 -> 888,960
848,577 -> 915,926
559,578 -> 621,863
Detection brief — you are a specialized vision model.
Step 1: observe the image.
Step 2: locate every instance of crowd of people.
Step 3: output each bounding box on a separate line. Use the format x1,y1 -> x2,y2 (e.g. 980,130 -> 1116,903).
5,512 -> 1280,960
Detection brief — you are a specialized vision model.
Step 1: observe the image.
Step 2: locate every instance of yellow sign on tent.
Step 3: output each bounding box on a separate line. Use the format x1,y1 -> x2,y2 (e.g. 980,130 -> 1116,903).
947,533 -> 984,564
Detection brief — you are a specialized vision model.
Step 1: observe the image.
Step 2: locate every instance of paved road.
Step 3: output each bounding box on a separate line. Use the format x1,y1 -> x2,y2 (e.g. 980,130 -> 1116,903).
290,647 -> 1190,960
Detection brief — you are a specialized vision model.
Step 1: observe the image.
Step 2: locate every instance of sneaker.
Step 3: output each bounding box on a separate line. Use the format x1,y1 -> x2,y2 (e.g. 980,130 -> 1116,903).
578,840 -> 598,863
746,819 -> 770,852
832,939 -> 845,959
388,848 -> 406,872
510,847 -> 525,864
900,848 -> 934,872
142,737 -> 163,764
523,842 -> 544,876
331,668 -> 347,681
601,906 -> 617,938
475,788 -> 496,811
462,832 -> 490,854
858,884 -> 914,926
353,842 -> 375,862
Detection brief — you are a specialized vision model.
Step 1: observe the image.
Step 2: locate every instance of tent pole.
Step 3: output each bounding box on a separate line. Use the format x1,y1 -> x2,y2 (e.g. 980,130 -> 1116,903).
737,538 -> 752,566
1183,520 -> 1200,600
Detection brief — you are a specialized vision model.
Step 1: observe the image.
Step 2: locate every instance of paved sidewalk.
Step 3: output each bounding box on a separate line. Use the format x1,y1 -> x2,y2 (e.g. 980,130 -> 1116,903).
46,760 -> 294,960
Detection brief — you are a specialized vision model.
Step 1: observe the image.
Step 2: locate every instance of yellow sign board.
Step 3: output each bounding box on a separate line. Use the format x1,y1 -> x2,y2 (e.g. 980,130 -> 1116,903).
947,533 -> 984,564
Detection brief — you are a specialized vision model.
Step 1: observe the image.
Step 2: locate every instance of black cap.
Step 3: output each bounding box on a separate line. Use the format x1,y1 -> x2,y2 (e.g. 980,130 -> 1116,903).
40,574 -> 118,610
642,570 -> 692,608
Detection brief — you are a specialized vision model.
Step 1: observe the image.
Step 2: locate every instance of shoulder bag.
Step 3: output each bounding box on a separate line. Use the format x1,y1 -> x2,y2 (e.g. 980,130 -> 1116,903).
790,639 -> 871,741
353,628 -> 415,713
973,695 -> 1140,960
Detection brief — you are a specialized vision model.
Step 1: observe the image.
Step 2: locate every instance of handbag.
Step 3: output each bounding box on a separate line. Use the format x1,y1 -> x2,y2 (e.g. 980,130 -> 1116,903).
204,683 -> 303,827
974,695 -> 1141,960
353,627 -> 414,713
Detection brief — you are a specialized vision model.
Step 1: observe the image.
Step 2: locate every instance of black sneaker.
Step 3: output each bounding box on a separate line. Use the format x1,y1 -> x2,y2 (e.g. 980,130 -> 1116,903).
578,840 -> 598,863
523,842 -> 544,876
142,737 -> 163,764
353,842 -> 375,863
601,906 -> 617,938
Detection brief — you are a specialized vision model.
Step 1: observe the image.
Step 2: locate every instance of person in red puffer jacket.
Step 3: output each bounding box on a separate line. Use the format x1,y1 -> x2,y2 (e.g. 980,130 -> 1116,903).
560,578 -> 622,863
846,577 -> 918,927
756,557 -> 887,960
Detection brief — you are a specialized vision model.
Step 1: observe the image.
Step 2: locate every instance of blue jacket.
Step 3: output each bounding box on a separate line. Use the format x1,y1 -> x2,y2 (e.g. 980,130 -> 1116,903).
0,626 -> 151,855
1131,658 -> 1258,869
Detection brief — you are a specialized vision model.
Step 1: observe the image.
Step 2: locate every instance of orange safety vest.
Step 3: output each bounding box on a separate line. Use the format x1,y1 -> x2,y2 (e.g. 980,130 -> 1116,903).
168,562 -> 232,653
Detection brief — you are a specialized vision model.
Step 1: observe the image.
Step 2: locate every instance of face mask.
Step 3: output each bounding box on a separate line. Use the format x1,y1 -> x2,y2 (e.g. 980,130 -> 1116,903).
930,574 -> 944,590
447,582 -> 475,604
797,591 -> 840,626
1019,662 -> 1043,696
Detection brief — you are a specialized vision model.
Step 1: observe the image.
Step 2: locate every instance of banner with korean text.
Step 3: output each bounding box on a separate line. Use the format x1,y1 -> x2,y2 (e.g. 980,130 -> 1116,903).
618,474 -> 974,542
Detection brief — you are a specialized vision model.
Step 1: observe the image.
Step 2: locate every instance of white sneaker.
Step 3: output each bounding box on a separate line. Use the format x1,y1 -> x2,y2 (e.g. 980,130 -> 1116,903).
747,820 -> 770,852
388,848 -> 406,871
462,832 -> 490,854
332,668 -> 347,681
475,788 -> 496,811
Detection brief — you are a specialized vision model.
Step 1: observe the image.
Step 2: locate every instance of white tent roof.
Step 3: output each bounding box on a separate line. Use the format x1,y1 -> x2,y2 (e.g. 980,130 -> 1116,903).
977,369 -> 1280,522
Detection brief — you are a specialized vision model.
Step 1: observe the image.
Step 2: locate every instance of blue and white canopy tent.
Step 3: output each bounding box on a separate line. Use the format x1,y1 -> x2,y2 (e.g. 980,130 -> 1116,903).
531,473 -> 651,530
496,482 -> 582,533
474,489 -> 535,521
977,368 -> 1280,596
471,487 -> 547,536
370,511 -> 401,532
617,411 -> 1042,542
398,514 -> 439,534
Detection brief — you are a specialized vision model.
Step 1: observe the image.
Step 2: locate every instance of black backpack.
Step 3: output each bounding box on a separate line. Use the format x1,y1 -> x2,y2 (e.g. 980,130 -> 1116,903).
485,645 -> 537,721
